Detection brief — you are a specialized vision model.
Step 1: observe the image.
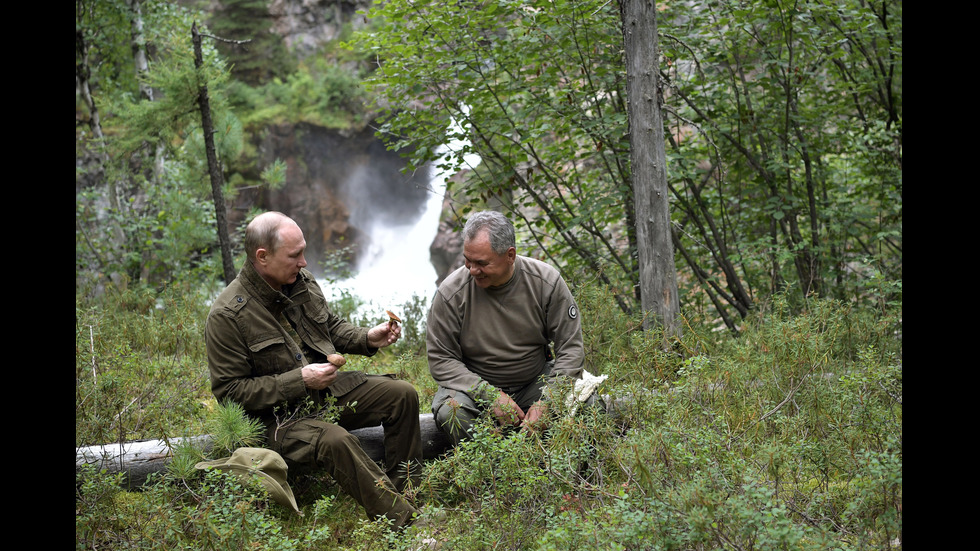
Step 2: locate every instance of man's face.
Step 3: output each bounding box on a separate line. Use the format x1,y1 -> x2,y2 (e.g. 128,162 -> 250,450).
463,230 -> 516,288
256,222 -> 308,289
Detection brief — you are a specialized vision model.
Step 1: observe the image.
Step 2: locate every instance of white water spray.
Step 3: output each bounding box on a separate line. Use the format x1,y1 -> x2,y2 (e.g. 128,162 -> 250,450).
325,114 -> 480,319
325,176 -> 444,316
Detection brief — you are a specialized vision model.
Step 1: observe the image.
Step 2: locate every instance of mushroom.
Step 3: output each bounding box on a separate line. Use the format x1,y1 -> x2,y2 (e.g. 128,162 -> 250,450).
385,310 -> 402,326
326,354 -> 346,367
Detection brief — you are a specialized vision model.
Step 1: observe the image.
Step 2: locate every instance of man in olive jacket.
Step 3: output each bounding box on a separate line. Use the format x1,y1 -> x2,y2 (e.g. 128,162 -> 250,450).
205,211 -> 421,528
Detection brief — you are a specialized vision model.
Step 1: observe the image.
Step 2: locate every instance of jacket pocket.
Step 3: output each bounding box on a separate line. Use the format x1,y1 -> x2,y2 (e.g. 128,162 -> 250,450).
271,419 -> 322,468
303,297 -> 330,324
328,370 -> 368,397
249,334 -> 287,376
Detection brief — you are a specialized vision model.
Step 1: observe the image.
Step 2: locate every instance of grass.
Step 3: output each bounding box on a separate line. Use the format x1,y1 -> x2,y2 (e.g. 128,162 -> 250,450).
76,279 -> 902,550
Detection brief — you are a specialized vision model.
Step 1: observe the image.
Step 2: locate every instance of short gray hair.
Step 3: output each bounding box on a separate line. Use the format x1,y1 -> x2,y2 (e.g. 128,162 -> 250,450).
244,211 -> 292,261
463,210 -> 515,254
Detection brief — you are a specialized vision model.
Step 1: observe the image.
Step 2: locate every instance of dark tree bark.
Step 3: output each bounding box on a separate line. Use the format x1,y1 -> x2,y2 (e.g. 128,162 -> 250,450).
192,23 -> 237,285
620,0 -> 681,336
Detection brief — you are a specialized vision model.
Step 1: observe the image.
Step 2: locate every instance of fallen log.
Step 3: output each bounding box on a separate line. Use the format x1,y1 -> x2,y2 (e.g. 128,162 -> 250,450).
77,392 -> 624,490
76,413 -> 453,490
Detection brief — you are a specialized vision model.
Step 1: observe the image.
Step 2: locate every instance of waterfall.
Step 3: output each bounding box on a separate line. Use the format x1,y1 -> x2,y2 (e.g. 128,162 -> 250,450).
325,170 -> 444,318
325,116 -> 479,320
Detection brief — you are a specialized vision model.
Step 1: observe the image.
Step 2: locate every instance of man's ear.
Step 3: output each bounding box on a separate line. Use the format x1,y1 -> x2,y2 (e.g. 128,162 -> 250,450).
255,248 -> 269,265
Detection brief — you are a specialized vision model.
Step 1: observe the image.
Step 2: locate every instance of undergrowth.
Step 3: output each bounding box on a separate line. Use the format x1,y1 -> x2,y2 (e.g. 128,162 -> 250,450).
76,280 -> 902,550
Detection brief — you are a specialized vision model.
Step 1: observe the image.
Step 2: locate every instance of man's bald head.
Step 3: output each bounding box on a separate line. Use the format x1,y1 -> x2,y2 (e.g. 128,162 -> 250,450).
244,211 -> 298,263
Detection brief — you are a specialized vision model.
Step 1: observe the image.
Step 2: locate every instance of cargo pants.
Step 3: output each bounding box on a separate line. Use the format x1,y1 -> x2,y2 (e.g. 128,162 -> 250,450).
268,374 -> 422,528
432,362 -> 603,447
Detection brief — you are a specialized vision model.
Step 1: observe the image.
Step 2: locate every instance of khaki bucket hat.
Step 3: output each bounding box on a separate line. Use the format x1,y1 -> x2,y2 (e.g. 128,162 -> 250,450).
195,447 -> 301,514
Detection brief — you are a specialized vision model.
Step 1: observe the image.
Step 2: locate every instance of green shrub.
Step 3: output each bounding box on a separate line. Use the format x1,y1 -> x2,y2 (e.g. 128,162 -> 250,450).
228,57 -> 369,130
75,282 -> 213,447
205,400 -> 266,457
75,276 -> 901,549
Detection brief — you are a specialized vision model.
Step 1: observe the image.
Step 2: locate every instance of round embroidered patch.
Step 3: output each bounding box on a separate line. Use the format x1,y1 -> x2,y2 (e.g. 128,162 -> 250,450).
568,305 -> 578,319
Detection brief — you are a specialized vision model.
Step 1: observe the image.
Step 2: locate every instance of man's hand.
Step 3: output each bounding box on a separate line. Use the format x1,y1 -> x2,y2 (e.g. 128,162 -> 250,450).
367,320 -> 401,348
301,362 -> 339,390
491,391 -> 525,427
521,401 -> 548,434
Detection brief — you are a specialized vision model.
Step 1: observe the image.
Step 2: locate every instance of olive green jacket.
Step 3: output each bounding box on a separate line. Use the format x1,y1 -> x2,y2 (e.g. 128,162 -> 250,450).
205,261 -> 375,418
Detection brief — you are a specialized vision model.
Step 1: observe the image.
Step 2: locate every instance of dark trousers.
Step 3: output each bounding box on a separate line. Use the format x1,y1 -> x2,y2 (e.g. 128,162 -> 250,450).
432,363 -> 604,447
269,375 -> 422,527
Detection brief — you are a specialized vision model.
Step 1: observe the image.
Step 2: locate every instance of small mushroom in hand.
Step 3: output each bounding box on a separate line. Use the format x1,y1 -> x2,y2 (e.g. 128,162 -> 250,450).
385,310 -> 402,327
326,353 -> 346,367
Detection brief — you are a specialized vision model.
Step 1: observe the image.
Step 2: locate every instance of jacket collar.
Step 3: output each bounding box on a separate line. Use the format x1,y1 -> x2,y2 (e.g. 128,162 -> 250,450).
239,260 -> 310,312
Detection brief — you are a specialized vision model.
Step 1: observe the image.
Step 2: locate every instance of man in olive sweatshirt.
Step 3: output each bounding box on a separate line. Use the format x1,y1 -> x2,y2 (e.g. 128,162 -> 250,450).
426,210 -> 586,445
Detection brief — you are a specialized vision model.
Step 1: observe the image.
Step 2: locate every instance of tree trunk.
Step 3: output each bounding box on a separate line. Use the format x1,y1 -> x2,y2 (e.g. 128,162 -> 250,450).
127,0 -> 153,102
127,0 -> 168,187
620,0 -> 681,336
192,23 -> 238,285
76,414 -> 453,490
76,400 -> 629,490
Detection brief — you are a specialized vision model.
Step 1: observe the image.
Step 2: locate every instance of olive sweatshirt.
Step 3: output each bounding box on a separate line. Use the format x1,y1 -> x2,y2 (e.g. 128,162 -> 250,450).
426,255 -> 585,402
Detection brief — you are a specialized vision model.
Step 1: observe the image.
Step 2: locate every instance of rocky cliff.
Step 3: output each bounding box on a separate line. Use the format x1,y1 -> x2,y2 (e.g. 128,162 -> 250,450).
222,0 -> 461,282
269,0 -> 369,58
246,122 -> 430,277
